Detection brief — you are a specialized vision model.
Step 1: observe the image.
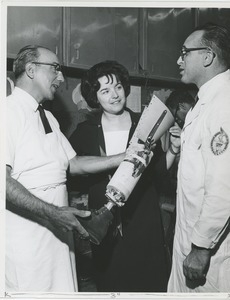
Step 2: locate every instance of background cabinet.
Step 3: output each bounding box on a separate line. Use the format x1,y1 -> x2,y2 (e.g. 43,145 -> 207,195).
7,6 -> 230,82
113,8 -> 139,74
63,7 -> 139,75
196,8 -> 230,31
140,8 -> 195,81
7,6 -> 63,60
63,7 -> 114,69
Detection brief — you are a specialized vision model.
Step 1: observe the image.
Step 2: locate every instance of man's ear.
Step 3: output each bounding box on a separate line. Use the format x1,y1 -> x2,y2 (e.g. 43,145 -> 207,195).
25,62 -> 35,79
203,50 -> 215,67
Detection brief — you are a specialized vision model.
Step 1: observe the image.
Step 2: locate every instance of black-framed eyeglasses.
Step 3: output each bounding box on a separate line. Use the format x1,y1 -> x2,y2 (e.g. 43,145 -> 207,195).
180,46 -> 209,61
31,62 -> 62,73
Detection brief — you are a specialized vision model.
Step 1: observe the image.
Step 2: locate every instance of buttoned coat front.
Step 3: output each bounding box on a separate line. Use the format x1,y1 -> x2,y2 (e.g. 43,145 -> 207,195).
168,70 -> 230,292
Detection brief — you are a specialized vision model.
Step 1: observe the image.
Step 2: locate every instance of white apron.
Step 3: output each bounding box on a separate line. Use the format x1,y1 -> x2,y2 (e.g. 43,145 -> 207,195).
6,88 -> 78,292
6,185 -> 78,292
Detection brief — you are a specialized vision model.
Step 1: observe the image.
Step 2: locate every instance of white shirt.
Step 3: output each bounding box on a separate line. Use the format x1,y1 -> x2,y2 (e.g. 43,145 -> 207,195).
6,87 -> 78,292
104,130 -> 129,155
6,87 -> 76,189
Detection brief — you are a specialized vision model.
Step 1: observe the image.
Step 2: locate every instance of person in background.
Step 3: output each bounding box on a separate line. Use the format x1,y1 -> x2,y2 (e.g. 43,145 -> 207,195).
166,89 -> 195,129
161,89 -> 195,152
69,60 -> 181,292
6,45 -> 132,292
168,23 -> 230,292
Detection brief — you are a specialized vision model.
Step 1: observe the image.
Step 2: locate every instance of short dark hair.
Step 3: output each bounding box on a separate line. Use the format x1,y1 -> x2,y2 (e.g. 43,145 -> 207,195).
194,22 -> 230,68
81,60 -> 130,108
165,89 -> 195,110
13,45 -> 50,80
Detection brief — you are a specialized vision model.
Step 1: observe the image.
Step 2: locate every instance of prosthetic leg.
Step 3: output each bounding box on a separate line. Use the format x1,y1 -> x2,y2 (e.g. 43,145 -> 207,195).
78,95 -> 174,244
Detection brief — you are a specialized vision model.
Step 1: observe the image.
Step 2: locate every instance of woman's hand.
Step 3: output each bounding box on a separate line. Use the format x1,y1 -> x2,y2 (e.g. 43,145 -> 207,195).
169,122 -> 181,149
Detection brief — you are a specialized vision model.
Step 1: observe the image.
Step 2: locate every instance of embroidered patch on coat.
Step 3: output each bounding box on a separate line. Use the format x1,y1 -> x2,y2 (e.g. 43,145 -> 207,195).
211,127 -> 229,155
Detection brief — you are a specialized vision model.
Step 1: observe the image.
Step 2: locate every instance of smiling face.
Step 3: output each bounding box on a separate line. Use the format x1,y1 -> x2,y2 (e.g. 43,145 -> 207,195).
96,74 -> 126,115
177,30 -> 206,88
32,48 -> 64,102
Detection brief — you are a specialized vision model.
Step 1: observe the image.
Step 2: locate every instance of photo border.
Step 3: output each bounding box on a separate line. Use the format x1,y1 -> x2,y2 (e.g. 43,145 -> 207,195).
1,1 -> 230,299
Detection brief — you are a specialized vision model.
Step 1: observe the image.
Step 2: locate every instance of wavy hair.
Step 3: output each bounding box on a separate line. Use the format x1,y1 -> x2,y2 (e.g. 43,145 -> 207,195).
81,60 -> 130,108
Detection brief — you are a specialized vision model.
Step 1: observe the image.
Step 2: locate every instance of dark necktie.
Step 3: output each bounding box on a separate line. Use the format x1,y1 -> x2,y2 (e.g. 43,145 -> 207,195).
191,95 -> 199,110
37,105 -> 52,134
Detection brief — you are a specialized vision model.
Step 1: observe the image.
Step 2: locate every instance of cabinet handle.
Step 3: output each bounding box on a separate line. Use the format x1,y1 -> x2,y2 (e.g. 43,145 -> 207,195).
55,46 -> 58,56
75,49 -> 80,60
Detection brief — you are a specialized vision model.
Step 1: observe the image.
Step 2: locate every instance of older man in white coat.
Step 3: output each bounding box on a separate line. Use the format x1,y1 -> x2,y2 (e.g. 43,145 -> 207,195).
168,23 -> 230,292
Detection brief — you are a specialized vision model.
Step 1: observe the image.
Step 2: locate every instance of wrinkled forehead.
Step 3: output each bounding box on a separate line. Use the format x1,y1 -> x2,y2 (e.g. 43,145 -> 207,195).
38,48 -> 59,63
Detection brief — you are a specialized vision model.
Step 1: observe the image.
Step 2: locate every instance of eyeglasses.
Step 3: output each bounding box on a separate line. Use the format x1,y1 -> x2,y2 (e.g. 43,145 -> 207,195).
31,62 -> 62,74
180,46 -> 209,61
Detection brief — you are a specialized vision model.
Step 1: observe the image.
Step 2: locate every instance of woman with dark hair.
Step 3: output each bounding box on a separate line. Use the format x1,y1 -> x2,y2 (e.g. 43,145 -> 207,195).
69,60 -> 180,292
80,60 -> 131,109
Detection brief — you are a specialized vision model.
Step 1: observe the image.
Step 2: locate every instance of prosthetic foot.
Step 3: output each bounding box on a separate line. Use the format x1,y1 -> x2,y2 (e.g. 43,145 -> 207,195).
77,206 -> 114,245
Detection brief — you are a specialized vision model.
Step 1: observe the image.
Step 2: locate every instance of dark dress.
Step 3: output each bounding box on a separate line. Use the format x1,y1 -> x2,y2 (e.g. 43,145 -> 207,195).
69,108 -> 170,292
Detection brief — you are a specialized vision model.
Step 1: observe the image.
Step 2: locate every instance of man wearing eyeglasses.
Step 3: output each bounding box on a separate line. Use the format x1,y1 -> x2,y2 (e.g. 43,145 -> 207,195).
5,45 -> 128,292
167,23 -> 230,292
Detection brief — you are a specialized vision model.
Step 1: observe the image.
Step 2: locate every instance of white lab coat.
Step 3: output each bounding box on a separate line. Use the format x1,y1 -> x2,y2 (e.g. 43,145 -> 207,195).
6,88 -> 78,292
168,70 -> 230,292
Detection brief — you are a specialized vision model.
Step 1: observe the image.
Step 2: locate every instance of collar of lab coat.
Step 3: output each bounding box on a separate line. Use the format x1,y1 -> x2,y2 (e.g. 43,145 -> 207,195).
183,69 -> 230,128
197,69 -> 230,105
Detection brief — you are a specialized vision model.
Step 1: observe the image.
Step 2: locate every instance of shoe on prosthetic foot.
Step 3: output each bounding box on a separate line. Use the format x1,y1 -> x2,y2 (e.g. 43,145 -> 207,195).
77,206 -> 114,245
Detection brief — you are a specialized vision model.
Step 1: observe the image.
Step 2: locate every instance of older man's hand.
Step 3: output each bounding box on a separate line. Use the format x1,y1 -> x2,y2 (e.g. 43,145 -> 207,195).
52,206 -> 91,238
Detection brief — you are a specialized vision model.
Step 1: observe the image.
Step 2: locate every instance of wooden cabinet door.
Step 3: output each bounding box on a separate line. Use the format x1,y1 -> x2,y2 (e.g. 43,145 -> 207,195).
197,8 -> 230,31
113,8 -> 139,75
140,8 -> 195,81
7,6 -> 63,60
63,7 -> 139,74
63,7 -> 115,68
